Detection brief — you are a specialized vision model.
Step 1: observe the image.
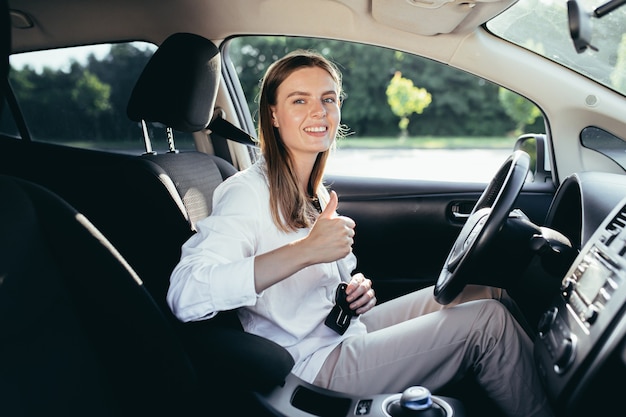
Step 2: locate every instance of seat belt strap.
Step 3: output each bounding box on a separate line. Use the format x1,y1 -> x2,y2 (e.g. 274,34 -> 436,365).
207,114 -> 257,147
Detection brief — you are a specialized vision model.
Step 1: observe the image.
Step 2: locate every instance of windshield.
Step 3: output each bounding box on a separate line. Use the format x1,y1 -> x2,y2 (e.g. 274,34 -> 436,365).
487,0 -> 626,96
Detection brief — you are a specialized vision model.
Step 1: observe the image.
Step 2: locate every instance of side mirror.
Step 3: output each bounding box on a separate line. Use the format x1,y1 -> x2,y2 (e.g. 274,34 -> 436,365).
514,133 -> 552,183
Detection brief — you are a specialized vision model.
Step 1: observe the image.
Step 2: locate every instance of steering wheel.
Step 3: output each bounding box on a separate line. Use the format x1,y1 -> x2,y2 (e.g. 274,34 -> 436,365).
434,150 -> 530,305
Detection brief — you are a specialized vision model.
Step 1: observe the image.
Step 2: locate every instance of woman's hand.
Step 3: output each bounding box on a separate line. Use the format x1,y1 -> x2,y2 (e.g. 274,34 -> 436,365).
346,273 -> 376,315
254,191 -> 354,292
306,190 -> 355,263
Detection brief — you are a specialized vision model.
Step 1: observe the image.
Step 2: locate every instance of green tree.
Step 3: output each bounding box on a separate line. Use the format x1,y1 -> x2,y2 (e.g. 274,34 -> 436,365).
229,37 -> 521,138
498,88 -> 541,136
72,70 -> 111,117
228,37 -> 402,136
71,70 -> 112,136
9,43 -> 154,143
87,43 -> 154,140
385,71 -> 431,138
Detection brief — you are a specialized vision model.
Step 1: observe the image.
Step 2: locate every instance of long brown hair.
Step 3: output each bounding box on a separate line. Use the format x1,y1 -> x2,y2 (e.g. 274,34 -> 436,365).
257,50 -> 344,232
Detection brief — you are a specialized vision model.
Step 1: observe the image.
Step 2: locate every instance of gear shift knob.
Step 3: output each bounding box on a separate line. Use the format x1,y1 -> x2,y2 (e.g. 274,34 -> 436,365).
387,386 -> 446,417
400,386 -> 433,410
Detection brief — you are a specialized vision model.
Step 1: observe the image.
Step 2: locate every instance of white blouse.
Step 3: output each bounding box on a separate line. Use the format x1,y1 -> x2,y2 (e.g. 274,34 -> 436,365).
167,160 -> 366,382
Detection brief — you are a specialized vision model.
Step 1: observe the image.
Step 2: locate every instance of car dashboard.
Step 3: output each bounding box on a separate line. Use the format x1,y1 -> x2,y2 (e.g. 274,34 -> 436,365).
545,171 -> 626,250
534,171 -> 626,416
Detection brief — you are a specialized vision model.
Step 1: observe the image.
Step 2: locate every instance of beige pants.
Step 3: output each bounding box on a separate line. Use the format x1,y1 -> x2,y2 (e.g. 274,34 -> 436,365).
314,285 -> 553,417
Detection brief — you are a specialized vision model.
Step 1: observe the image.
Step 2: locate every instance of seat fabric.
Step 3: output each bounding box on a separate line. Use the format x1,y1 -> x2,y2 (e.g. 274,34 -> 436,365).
0,138 -> 194,313
143,151 -> 237,228
0,175 -> 200,416
0,159 -> 294,415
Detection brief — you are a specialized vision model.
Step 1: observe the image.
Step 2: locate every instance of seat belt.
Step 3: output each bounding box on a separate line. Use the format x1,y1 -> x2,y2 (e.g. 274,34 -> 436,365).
206,113 -> 257,165
207,113 -> 257,146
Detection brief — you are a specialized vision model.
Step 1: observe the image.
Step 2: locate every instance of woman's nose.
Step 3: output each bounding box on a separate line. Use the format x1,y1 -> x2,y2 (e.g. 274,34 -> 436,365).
310,101 -> 326,117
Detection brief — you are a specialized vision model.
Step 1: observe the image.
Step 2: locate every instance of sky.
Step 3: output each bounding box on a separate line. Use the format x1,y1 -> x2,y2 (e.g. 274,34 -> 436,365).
10,44 -> 114,72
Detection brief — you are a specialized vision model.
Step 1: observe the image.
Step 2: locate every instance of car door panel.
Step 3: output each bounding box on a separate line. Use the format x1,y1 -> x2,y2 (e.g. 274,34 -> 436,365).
330,175 -> 555,302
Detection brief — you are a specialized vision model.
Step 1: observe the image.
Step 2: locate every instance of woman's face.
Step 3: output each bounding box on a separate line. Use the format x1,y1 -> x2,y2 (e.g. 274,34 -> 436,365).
271,66 -> 340,162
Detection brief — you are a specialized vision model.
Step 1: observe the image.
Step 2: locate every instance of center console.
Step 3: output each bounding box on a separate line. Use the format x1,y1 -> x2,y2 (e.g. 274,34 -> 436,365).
255,373 -> 466,417
535,198 -> 626,415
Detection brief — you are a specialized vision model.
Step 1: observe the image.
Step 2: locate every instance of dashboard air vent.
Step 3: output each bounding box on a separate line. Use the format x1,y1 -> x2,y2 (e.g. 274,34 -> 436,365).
606,205 -> 626,233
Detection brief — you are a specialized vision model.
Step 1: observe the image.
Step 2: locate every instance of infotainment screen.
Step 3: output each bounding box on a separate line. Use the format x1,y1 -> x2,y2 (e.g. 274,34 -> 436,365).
576,259 -> 609,305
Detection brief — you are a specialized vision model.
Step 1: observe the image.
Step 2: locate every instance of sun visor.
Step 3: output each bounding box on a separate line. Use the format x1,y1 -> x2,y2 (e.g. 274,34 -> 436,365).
372,0 -> 518,36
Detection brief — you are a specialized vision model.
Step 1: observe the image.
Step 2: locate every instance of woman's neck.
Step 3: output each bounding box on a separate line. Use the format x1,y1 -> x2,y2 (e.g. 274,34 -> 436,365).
293,155 -> 317,194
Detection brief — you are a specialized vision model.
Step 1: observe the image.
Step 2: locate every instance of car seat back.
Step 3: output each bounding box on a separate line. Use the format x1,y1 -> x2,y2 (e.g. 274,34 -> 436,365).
0,33 -> 238,315
127,32 -> 238,228
0,174 -> 200,416
0,139 -> 194,312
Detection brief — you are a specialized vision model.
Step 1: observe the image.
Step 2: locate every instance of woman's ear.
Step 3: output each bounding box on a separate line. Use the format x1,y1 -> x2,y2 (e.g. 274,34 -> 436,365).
270,107 -> 279,127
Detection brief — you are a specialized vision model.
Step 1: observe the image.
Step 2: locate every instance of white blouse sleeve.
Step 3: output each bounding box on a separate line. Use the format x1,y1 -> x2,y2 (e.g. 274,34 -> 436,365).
166,174 -> 263,322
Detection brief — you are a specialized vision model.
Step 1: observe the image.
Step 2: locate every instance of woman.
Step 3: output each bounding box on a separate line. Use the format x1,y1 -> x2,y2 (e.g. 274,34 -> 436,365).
167,50 -> 553,417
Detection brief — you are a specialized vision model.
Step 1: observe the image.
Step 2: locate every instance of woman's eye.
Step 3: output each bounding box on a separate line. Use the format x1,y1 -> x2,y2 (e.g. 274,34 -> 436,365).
323,97 -> 336,104
293,98 -> 305,104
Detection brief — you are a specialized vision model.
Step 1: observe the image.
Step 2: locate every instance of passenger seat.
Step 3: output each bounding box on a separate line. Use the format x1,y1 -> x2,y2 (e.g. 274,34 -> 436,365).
0,33 -> 239,317
121,32 -> 244,321
127,32 -> 238,229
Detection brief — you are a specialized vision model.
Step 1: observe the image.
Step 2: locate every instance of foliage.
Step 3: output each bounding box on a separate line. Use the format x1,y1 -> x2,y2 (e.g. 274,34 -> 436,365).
9,43 -> 153,142
498,88 -> 541,136
7,37 -> 540,146
385,71 -> 431,137
229,36 -> 523,137
72,71 -> 111,117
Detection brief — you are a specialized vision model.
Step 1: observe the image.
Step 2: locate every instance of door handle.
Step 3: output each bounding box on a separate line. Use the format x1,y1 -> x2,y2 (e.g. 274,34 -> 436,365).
450,201 -> 475,220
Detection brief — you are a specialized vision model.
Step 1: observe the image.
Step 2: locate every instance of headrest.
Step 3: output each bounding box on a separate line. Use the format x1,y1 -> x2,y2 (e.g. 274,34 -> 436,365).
127,32 -> 220,133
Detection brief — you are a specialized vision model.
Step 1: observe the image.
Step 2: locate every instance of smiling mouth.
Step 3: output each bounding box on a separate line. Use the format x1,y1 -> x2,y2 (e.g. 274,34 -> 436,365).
304,126 -> 327,133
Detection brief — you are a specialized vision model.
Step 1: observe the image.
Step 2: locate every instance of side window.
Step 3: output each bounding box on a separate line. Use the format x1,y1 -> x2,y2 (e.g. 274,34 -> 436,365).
225,36 -> 546,182
8,42 -> 195,154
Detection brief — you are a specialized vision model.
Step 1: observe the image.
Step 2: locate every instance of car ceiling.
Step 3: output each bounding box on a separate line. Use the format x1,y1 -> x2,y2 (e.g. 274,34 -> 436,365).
8,0 -> 514,55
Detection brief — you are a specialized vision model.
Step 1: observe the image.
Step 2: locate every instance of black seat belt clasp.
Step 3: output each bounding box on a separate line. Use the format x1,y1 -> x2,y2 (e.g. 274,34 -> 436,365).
325,283 -> 359,335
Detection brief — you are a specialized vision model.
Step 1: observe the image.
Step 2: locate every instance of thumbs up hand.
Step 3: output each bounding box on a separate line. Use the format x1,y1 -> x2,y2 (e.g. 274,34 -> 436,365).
305,191 -> 356,264
319,189 -> 340,220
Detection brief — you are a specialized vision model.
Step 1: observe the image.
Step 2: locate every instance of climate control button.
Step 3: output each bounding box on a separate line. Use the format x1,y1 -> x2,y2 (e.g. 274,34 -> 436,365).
553,336 -> 575,374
